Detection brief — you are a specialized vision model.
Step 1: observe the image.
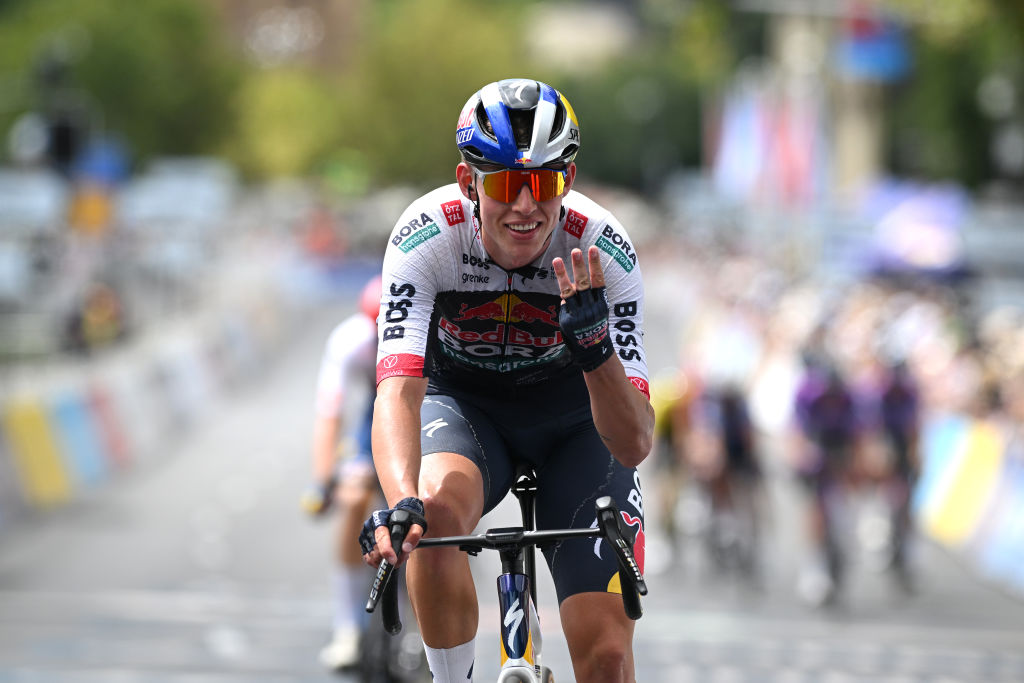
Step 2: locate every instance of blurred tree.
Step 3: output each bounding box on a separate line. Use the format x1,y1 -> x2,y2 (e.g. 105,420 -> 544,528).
557,1 -> 761,194
228,67 -> 340,179
881,0 -> 1024,188
0,0 -> 242,166
327,0 -> 527,190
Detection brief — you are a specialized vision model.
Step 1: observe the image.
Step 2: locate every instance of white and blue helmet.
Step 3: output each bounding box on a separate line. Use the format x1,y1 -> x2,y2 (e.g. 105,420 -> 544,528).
456,79 -> 580,170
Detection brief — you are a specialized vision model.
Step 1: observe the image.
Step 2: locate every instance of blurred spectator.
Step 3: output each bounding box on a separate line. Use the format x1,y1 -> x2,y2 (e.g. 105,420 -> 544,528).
62,282 -> 128,354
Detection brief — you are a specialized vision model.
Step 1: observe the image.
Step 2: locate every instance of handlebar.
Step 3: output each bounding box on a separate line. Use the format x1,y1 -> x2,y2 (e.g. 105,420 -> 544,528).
365,496 -> 647,632
364,509 -> 410,634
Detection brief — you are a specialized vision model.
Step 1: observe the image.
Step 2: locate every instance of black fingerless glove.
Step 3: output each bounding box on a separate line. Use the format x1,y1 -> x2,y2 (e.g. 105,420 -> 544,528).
358,497 -> 428,555
559,285 -> 615,372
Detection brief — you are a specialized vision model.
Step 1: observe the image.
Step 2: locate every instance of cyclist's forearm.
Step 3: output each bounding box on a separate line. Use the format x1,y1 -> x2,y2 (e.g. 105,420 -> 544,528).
311,415 -> 342,483
585,356 -> 654,468
371,376 -> 428,505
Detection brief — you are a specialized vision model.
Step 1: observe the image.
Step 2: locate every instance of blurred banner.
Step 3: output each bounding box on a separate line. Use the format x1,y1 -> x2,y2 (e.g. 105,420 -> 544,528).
915,414 -> 1024,597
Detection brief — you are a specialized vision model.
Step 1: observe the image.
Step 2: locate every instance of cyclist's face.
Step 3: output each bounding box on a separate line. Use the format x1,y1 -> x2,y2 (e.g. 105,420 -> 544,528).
457,162 -> 575,271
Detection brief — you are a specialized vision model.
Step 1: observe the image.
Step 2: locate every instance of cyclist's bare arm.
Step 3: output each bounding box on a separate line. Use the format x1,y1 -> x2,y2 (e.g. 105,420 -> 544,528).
553,246 -> 654,468
368,374 -> 429,565
311,415 -> 342,482
585,355 -> 654,467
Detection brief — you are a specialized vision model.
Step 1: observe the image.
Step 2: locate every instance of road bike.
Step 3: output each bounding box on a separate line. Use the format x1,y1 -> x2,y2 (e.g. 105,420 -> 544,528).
366,467 -> 648,682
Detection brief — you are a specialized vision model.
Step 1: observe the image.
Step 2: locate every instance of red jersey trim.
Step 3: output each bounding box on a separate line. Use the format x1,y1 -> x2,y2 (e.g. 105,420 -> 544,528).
629,376 -> 650,400
376,354 -> 425,384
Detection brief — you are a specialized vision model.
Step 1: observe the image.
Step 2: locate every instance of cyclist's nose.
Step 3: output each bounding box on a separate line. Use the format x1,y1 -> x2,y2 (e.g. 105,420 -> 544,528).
510,183 -> 540,211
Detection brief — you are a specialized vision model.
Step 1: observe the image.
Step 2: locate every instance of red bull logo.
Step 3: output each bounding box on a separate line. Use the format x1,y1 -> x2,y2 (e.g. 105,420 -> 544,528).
454,300 -> 505,322
515,157 -> 532,165
620,511 -> 645,574
452,295 -> 558,327
509,300 -> 558,326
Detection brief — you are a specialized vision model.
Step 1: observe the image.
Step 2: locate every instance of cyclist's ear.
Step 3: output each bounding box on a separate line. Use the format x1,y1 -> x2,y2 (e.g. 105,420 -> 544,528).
456,162 -> 476,200
562,161 -> 577,195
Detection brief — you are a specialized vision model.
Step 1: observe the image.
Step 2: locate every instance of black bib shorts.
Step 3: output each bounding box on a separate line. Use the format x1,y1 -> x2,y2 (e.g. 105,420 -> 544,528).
420,388 -> 646,605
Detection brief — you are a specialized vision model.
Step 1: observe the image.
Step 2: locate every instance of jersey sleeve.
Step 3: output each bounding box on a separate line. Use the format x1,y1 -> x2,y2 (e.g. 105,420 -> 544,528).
315,316 -> 376,417
314,323 -> 351,418
375,201 -> 448,384
585,210 -> 650,399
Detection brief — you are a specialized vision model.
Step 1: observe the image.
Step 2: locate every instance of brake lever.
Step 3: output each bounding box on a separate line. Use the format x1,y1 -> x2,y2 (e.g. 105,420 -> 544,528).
595,496 -> 647,620
365,509 -> 411,635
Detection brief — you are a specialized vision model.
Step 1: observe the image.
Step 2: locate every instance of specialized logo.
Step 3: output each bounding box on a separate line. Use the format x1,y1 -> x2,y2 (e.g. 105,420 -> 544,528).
563,209 -> 588,238
442,200 -> 464,226
596,225 -> 637,272
422,418 -> 448,438
503,598 -> 525,654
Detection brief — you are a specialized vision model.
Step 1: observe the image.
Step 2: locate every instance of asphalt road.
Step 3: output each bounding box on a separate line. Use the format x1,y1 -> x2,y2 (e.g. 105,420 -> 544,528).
1,296 -> 1023,683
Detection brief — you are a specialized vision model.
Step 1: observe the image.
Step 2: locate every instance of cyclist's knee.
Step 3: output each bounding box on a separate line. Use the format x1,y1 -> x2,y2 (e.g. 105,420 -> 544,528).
418,453 -> 483,535
421,492 -> 476,536
561,593 -> 634,681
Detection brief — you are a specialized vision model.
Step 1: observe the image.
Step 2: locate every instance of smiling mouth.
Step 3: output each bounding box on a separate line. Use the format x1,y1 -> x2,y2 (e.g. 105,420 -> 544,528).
506,221 -> 540,235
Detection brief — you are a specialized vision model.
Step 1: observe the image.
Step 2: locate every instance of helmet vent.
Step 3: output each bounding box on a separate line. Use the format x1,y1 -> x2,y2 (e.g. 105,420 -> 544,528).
549,103 -> 565,143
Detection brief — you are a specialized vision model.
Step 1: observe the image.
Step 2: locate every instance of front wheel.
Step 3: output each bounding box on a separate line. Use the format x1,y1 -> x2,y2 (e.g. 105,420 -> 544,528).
541,666 -> 555,682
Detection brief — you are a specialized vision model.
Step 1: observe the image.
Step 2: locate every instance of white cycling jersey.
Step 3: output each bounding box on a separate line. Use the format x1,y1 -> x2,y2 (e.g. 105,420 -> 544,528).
375,184 -> 649,401
315,312 -> 378,419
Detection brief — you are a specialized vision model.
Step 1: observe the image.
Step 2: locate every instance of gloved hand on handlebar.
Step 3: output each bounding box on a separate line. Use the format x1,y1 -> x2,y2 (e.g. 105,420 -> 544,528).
299,476 -> 338,517
559,285 -> 614,372
359,497 -> 428,565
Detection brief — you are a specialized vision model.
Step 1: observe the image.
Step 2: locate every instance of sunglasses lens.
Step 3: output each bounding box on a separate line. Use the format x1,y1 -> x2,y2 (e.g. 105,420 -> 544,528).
481,169 -> 565,202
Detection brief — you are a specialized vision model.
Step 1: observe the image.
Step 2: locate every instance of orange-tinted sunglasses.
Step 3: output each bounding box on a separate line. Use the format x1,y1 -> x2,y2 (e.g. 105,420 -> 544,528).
477,168 -> 568,203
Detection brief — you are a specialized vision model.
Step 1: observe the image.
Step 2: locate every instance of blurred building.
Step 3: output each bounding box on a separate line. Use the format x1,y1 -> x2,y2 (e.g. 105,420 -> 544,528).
211,0 -> 365,69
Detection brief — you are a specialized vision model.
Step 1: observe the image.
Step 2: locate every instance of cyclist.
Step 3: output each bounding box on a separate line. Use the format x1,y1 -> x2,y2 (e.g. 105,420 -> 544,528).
359,78 -> 654,683
686,380 -> 764,580
792,353 -> 862,606
302,275 -> 382,671
648,368 -> 696,567
875,358 -> 921,590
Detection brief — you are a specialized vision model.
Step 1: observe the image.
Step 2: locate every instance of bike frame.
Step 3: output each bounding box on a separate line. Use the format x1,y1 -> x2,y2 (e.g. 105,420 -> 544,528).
367,467 -> 646,683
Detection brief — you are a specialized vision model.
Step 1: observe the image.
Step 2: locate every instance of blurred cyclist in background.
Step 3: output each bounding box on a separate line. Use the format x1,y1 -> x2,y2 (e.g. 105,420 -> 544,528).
875,358 -> 922,590
301,275 -> 382,672
686,380 -> 764,582
648,368 -> 696,567
792,351 -> 863,606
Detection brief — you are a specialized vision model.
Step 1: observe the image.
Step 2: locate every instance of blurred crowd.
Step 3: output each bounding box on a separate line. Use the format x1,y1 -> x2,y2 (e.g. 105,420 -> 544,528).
644,227 -> 1024,605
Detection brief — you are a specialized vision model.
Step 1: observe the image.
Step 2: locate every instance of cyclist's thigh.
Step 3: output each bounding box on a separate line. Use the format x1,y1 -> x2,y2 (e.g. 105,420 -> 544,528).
535,407 -> 645,604
420,393 -> 516,514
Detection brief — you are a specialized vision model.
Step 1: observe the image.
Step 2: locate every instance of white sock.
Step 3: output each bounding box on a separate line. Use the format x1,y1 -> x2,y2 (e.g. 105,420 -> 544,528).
423,639 -> 476,682
332,567 -> 367,632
